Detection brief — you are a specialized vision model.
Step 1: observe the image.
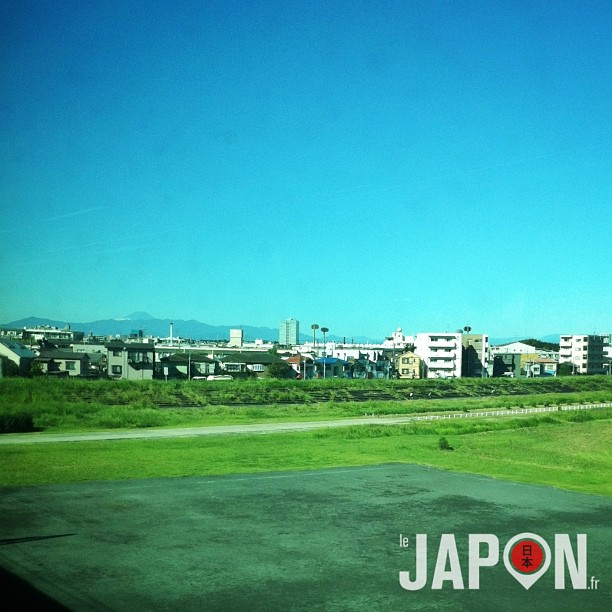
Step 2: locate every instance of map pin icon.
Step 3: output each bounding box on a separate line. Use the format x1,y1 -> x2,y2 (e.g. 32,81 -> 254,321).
503,533 -> 551,590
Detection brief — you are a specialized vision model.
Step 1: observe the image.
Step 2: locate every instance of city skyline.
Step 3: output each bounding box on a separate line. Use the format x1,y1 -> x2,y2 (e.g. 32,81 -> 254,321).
1,1 -> 610,339
0,312 -> 606,346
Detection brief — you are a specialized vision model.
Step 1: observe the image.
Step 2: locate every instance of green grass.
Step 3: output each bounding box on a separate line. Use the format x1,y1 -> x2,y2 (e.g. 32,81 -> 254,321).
1,380 -> 611,432
2,409 -> 611,494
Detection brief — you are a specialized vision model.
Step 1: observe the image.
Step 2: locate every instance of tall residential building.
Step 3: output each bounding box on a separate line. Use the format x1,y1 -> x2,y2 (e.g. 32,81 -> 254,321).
414,332 -> 463,378
461,334 -> 489,377
559,335 -> 608,374
229,329 -> 244,348
279,319 -> 300,346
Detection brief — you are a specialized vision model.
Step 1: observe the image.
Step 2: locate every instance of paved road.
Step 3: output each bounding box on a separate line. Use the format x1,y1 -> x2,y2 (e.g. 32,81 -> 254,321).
1,402 -> 609,445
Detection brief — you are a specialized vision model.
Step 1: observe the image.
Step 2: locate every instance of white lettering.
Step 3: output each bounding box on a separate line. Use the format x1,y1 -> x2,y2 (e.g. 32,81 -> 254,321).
399,534 -> 428,591
431,534 -> 464,590
555,534 -> 587,590
468,534 -> 499,589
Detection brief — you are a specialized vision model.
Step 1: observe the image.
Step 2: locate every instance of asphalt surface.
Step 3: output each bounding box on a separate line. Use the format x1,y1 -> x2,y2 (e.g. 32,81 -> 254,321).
1,464 -> 610,611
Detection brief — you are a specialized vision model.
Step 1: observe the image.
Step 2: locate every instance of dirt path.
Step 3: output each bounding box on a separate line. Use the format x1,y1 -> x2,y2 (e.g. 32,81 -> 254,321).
0,415 -> 414,444
1,402 -> 609,445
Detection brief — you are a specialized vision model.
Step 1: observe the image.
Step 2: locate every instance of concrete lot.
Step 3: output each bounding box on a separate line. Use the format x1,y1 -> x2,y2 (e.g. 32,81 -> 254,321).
0,464 -> 610,611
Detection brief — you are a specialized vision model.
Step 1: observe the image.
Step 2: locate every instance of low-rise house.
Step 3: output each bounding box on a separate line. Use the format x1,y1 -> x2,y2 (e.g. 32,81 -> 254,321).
286,354 -> 315,379
0,339 -> 36,376
492,352 -> 558,378
331,349 -> 391,379
105,341 -> 156,380
158,353 -> 218,380
35,351 -> 90,377
394,350 -> 424,379
215,351 -> 286,377
523,357 -> 558,378
492,353 -> 522,377
348,353 -> 390,379
87,352 -> 106,377
315,357 -> 350,379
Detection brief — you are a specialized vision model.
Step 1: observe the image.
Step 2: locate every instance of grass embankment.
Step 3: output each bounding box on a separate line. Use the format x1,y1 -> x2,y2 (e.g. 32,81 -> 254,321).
2,374 -> 611,406
2,408 -> 611,494
1,376 -> 611,432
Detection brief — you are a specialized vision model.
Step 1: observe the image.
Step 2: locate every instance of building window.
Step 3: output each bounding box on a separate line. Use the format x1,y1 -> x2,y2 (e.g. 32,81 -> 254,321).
225,364 -> 240,372
402,358 -> 409,364
65,361 -> 76,371
112,350 -> 122,357
251,364 -> 265,372
111,365 -> 122,375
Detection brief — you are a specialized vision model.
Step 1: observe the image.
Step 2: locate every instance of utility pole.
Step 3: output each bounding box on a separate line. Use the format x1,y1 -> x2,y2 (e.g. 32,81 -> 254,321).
311,324 -> 319,378
321,327 -> 329,379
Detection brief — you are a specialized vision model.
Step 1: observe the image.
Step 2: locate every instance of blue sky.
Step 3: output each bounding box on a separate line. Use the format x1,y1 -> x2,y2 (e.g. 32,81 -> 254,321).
1,0 -> 610,340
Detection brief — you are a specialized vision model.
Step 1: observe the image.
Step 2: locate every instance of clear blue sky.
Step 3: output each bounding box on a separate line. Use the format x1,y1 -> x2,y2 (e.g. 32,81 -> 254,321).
1,0 -> 610,340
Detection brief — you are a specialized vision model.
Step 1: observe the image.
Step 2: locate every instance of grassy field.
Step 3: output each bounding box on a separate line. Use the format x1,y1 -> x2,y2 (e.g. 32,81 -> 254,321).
2,377 -> 611,495
1,375 -> 611,432
2,408 -> 611,493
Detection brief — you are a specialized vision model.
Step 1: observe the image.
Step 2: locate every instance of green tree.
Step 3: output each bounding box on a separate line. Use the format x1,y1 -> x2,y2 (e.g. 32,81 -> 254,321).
557,363 -> 575,376
3,360 -> 20,377
265,362 -> 294,379
29,361 -> 44,377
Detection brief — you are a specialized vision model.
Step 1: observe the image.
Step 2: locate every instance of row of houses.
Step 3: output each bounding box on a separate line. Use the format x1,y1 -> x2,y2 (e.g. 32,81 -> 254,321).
0,337 -> 395,381
0,329 -> 609,380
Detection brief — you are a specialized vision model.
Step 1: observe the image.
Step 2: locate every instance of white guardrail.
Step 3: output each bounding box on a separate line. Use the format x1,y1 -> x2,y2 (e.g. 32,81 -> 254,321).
407,402 -> 612,423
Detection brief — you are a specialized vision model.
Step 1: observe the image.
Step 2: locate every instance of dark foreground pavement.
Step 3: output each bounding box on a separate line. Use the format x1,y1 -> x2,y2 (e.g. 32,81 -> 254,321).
0,464 -> 610,611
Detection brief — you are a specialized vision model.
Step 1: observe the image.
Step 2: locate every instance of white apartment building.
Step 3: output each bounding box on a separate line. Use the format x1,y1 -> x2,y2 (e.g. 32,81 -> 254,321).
414,332 -> 463,378
559,335 -> 608,375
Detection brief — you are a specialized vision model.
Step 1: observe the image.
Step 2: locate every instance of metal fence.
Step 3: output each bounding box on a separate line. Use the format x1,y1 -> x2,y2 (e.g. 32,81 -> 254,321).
408,402 -> 612,423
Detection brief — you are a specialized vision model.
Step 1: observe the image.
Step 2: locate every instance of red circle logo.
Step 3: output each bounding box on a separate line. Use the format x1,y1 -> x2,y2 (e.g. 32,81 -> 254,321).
510,538 -> 544,574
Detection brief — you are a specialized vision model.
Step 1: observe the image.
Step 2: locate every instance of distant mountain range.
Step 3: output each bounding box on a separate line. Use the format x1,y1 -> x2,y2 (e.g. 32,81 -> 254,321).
1,314 -> 565,345
0,313 -> 376,344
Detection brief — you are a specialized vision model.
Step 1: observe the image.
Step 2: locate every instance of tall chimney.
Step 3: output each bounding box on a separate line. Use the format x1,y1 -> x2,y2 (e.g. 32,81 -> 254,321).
170,322 -> 173,345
